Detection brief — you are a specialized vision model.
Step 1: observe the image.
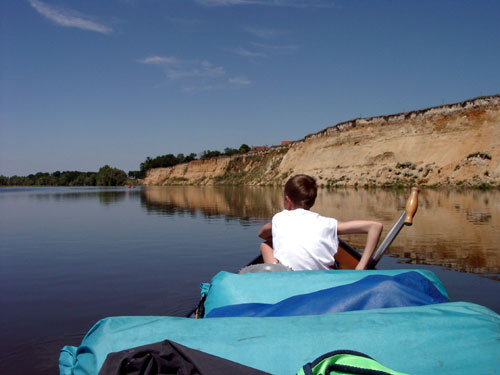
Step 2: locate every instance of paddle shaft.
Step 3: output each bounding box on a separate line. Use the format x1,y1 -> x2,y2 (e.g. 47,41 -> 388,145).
337,187 -> 419,269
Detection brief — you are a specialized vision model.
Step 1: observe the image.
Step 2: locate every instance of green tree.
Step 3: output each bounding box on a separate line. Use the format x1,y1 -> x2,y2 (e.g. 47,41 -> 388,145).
84,173 -> 97,186
35,173 -> 56,186
59,171 -> 82,186
140,157 -> 154,174
26,174 -> 36,185
96,165 -> 127,186
184,153 -> 197,162
157,154 -> 178,167
224,147 -> 239,156
71,173 -> 88,186
239,144 -> 250,154
9,176 -> 28,186
201,150 -> 222,159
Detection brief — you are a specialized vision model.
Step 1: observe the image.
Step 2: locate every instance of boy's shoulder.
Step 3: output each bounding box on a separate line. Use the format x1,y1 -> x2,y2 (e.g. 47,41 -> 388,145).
274,208 -> 324,220
274,208 -> 306,216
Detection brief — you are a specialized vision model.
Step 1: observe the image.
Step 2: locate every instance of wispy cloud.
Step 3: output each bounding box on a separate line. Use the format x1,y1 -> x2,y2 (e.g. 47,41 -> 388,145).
244,26 -> 285,39
233,28 -> 298,59
196,0 -> 334,7
250,42 -> 299,53
229,76 -> 252,85
139,56 -> 225,80
139,55 -> 249,92
232,47 -> 267,58
138,56 -> 181,65
183,76 -> 252,93
29,0 -> 112,34
182,85 -> 221,93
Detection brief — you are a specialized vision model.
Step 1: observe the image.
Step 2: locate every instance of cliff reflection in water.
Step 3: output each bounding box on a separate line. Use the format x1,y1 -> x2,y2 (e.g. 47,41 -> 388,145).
141,186 -> 284,224
141,186 -> 500,275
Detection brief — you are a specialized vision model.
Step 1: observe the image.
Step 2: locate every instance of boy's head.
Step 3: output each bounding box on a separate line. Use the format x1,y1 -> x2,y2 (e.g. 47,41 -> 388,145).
284,174 -> 317,210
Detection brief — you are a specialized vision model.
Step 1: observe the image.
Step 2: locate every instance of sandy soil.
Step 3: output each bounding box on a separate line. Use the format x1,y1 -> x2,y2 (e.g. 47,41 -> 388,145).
143,95 -> 500,188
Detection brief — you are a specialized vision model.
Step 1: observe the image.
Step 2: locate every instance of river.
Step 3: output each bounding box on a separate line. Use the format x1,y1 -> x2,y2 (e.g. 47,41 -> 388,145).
0,186 -> 499,374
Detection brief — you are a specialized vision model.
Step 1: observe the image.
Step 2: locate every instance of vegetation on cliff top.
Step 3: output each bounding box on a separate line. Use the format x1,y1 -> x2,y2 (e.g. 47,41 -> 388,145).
135,144 -> 251,178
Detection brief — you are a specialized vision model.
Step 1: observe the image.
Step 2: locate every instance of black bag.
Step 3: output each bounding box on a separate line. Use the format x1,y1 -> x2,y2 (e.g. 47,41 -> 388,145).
99,339 -> 269,375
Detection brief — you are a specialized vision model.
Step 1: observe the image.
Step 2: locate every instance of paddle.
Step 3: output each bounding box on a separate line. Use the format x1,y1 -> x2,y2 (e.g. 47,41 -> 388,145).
336,187 -> 419,269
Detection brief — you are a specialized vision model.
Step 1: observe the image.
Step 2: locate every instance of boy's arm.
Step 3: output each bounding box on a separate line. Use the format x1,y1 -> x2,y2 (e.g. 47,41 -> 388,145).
258,221 -> 272,241
337,220 -> 383,270
260,240 -> 278,263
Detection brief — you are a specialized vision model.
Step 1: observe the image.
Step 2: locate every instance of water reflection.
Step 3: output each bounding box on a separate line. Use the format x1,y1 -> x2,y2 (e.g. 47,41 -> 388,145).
142,186 -> 500,275
141,186 -> 282,223
0,186 -> 142,204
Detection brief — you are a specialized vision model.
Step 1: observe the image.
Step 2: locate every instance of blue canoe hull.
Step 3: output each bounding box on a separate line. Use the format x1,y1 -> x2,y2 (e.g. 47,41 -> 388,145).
60,302 -> 500,375
60,269 -> 500,374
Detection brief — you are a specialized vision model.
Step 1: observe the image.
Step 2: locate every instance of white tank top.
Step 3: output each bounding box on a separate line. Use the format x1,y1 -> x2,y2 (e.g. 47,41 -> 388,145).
272,208 -> 339,270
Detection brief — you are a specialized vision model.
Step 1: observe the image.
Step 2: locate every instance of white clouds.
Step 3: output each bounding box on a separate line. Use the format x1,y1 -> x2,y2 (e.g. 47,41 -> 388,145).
230,27 -> 298,59
232,47 -> 268,58
229,77 -> 252,85
28,0 -> 112,34
139,56 -> 225,80
250,42 -> 298,53
139,55 -> 250,92
245,26 -> 284,39
138,56 -> 182,65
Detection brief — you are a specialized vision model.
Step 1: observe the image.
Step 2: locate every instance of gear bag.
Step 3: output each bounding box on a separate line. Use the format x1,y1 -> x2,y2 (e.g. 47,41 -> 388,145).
297,350 -> 408,375
99,339 -> 269,375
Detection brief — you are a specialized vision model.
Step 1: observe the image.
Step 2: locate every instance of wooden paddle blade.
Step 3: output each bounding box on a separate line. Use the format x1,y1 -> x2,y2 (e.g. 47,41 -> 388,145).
336,239 -> 362,269
404,187 -> 419,225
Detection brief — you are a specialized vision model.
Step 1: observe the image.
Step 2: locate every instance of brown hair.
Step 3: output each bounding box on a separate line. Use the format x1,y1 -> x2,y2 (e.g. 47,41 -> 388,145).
284,174 -> 317,209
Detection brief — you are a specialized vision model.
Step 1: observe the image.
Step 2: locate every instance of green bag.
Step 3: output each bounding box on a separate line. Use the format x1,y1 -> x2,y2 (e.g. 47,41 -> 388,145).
297,350 -> 408,375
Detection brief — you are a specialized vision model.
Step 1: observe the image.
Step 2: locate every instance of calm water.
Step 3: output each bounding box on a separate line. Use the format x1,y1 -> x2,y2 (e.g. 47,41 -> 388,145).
1,186 -> 499,374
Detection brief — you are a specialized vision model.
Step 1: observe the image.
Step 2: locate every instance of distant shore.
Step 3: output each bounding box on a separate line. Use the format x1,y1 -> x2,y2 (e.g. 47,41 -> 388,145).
142,95 -> 500,189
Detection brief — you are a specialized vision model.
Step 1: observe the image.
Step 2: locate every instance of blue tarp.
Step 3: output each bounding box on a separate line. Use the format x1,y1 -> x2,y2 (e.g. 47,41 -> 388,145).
59,269 -> 499,374
201,269 -> 449,315
60,302 -> 500,375
206,271 -> 448,318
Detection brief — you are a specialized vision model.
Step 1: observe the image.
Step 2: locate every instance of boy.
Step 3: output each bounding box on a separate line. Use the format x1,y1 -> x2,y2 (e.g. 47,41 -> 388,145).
258,174 -> 383,270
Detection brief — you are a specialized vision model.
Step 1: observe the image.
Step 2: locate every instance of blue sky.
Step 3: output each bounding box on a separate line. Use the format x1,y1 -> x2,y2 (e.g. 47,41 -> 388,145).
1,0 -> 499,176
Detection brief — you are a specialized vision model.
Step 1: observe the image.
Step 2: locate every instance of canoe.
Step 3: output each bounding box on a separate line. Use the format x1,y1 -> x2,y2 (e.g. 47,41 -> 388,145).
59,268 -> 500,375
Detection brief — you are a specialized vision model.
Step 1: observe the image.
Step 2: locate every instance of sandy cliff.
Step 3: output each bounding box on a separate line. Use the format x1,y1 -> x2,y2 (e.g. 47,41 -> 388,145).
143,95 -> 500,187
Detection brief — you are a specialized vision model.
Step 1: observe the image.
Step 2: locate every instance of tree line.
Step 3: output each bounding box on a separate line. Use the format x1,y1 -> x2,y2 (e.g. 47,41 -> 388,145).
137,153 -> 198,178
0,165 -> 127,187
1,144 -> 252,185
134,144 -> 251,178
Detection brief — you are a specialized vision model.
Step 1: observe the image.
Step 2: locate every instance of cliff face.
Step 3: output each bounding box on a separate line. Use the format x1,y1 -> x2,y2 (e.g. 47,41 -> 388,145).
143,95 -> 500,187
